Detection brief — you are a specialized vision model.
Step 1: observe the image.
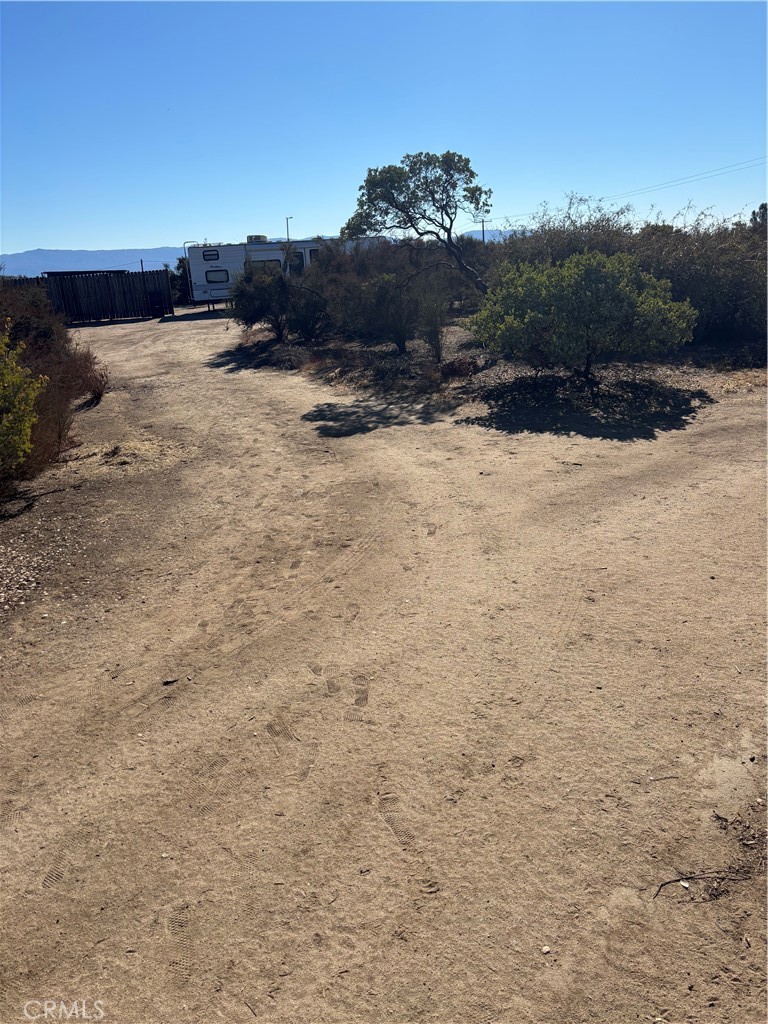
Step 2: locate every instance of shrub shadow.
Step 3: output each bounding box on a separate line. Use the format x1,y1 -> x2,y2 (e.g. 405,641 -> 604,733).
205,338 -> 283,374
207,336 -> 469,434
461,373 -> 715,441
75,392 -> 104,411
301,397 -> 454,438
0,484 -> 67,521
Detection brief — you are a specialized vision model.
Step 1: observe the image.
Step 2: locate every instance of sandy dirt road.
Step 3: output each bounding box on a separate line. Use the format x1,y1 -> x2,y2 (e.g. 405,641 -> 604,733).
0,313 -> 765,1024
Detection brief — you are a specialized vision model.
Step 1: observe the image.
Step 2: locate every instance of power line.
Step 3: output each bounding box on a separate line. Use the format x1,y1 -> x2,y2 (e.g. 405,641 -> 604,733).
599,158 -> 766,201
457,213 -> 537,232
456,157 -> 766,233
87,259 -> 176,270
97,261 -> 145,269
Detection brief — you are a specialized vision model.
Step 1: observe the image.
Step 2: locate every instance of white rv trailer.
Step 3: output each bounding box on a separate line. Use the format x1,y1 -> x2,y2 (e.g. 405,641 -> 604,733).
186,235 -> 323,304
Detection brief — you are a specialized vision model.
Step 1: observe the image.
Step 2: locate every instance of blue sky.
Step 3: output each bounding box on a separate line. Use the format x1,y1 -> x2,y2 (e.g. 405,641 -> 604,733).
1,1 -> 765,251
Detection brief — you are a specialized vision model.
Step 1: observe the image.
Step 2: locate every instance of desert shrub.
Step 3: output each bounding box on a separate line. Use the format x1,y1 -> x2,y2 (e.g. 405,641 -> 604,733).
317,239 -> 471,355
2,279 -> 71,358
230,262 -> 293,343
250,237 -> 478,359
231,250 -> 335,346
440,356 -> 480,379
0,321 -> 46,486
631,216 -> 766,362
494,196 -> 634,272
472,251 -> 697,378
359,273 -> 420,356
0,281 -> 109,476
26,344 -> 110,468
489,197 -> 766,364
168,257 -> 191,305
416,272 -> 452,363
293,240 -> 418,354
285,272 -> 331,346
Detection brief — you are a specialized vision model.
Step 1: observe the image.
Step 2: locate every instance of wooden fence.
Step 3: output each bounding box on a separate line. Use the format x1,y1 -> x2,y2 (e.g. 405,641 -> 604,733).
0,276 -> 48,292
43,269 -> 174,323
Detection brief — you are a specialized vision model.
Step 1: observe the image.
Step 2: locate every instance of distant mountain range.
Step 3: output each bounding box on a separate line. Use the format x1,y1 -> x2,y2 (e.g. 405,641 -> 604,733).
0,247 -> 185,278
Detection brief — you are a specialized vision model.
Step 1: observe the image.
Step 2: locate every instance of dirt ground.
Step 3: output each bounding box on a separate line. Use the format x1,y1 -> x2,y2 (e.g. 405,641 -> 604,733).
0,311 -> 765,1024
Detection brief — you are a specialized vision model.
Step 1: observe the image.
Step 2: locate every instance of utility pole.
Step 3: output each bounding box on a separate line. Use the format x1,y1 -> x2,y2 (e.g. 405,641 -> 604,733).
481,219 -> 486,244
284,216 -> 294,276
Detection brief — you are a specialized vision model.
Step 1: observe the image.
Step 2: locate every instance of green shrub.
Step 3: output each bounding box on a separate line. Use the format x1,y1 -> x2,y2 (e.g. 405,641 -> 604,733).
0,282 -> 109,475
417,274 -> 451,363
488,197 -> 766,363
631,218 -> 766,361
285,278 -> 331,346
305,240 -> 427,354
167,257 -> 191,305
0,321 -> 46,485
230,262 -> 292,343
359,273 -> 420,355
472,251 -> 697,377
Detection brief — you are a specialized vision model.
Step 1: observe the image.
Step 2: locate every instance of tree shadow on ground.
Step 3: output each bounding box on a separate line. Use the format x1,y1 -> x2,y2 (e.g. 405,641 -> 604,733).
205,337 -> 287,374
206,334 -> 715,442
301,396 -> 457,437
461,373 -> 716,441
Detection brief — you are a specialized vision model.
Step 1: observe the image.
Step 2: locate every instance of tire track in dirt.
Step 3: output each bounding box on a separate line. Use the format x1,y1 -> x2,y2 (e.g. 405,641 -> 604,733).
165,903 -> 193,985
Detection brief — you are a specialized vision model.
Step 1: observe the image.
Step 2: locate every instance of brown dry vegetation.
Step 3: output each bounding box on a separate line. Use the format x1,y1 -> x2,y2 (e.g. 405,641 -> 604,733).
0,281 -> 110,484
0,311 -> 765,1024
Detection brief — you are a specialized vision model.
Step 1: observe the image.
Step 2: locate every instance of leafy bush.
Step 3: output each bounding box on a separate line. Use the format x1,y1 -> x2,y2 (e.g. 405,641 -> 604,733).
440,356 -> 480,379
167,257 -> 191,305
489,197 -> 766,363
230,237 -> 485,359
230,262 -> 293,344
359,273 -> 420,355
284,285 -> 329,346
493,195 -> 635,271
472,251 -> 697,377
0,321 -> 46,486
416,273 -> 451,363
631,217 -> 765,362
0,281 -> 109,477
230,258 -> 333,348
306,239 -> 468,356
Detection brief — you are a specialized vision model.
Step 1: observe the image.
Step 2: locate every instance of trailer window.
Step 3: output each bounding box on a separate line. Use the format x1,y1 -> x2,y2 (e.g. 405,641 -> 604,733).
288,252 -> 305,276
205,269 -> 229,283
309,249 -> 320,264
202,249 -> 219,261
249,259 -> 282,274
